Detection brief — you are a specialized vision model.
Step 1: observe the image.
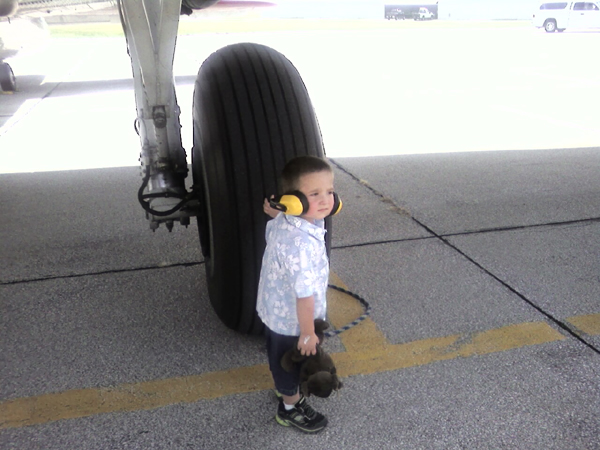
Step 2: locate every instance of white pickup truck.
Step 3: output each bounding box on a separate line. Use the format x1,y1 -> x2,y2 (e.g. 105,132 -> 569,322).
414,7 -> 435,20
532,1 -> 600,32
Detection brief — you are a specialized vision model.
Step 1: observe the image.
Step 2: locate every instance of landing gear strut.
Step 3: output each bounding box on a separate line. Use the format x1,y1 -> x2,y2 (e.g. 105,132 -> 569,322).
117,0 -> 195,232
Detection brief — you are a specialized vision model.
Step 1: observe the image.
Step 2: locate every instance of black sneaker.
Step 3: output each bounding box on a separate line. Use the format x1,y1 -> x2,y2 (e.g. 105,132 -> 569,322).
275,396 -> 328,433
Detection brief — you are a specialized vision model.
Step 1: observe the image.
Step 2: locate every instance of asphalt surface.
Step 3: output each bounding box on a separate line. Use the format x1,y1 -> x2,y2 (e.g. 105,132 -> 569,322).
1,23 -> 600,449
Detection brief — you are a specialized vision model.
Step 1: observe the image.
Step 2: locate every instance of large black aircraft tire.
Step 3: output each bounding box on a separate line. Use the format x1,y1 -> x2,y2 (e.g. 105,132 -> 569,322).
192,43 -> 330,334
0,63 -> 16,92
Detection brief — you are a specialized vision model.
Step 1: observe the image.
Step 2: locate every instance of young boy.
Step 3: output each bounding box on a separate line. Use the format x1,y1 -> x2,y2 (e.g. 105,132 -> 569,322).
256,155 -> 336,433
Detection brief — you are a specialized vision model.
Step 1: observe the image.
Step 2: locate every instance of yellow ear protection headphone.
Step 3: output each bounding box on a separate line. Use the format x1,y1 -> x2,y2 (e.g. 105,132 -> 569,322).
269,190 -> 342,217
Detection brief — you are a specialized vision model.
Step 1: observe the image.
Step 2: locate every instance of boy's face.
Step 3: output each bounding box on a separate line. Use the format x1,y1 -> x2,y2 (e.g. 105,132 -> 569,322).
297,170 -> 335,223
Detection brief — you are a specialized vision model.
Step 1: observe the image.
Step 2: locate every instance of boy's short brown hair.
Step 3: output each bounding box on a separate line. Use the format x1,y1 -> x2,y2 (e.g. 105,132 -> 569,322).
281,156 -> 332,193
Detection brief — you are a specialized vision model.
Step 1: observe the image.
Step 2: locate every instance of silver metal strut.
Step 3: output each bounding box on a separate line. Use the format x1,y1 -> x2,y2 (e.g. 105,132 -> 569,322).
117,0 -> 197,231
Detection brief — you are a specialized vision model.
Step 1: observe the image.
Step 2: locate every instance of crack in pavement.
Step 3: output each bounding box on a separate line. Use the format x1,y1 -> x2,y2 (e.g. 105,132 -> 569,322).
0,261 -> 204,286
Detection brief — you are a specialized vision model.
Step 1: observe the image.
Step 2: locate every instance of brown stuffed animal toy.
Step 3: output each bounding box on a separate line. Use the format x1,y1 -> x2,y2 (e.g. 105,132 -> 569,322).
281,319 -> 343,398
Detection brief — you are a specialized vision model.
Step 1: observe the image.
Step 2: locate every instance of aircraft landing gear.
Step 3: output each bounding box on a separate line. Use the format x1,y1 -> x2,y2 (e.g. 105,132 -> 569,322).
0,62 -> 16,92
117,0 -> 327,334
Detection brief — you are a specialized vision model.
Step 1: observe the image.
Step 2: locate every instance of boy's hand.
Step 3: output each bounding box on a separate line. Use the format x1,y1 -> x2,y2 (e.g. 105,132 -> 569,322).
298,333 -> 319,356
263,197 -> 279,219
297,295 -> 318,355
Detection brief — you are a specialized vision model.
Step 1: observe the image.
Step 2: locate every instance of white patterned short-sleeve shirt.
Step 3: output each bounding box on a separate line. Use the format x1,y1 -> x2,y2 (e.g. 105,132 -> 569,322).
256,213 -> 328,336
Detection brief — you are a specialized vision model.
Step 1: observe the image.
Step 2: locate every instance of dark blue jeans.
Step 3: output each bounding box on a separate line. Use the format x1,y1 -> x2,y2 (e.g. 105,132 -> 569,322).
265,327 -> 301,397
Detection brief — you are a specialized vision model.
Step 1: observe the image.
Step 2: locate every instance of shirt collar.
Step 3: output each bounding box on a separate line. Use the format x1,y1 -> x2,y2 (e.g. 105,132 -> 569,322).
283,214 -> 326,240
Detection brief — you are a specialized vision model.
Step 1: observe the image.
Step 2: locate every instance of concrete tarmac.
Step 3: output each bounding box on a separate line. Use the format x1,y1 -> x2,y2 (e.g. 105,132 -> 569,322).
1,23 -> 599,449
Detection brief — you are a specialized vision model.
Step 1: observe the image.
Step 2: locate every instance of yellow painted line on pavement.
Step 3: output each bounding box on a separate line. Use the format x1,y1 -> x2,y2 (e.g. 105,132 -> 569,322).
328,272 -> 389,353
1,273 -> 586,430
1,365 -> 273,430
566,313 -> 600,336
332,322 -> 565,378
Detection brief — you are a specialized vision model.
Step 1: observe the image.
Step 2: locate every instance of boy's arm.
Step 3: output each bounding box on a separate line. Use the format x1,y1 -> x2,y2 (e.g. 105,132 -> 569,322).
297,295 -> 318,356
